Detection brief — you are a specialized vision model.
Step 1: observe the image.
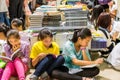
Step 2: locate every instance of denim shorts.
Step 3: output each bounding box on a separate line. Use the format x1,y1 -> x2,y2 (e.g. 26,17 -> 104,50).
0,12 -> 10,26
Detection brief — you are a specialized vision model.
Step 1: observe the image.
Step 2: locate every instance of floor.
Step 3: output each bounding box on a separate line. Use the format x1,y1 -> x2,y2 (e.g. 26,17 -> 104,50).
26,52 -> 120,80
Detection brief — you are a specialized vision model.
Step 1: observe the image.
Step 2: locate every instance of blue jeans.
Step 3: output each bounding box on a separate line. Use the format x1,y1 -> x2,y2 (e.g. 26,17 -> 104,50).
0,12 -> 10,26
34,54 -> 65,77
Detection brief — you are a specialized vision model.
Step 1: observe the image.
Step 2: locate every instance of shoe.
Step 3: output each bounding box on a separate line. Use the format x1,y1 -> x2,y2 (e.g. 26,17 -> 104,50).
101,54 -> 109,58
29,74 -> 38,80
83,77 -> 96,80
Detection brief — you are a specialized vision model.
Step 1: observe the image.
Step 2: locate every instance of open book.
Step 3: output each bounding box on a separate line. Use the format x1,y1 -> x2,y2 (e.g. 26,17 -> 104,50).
0,48 -> 21,62
81,64 -> 99,68
69,68 -> 83,74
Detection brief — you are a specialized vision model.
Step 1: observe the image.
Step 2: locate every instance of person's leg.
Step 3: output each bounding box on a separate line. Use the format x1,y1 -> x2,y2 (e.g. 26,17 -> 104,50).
17,0 -> 24,18
9,0 -> 19,22
1,62 -> 17,80
33,55 -> 55,77
0,12 -> 4,23
14,58 -> 27,80
4,12 -> 10,26
76,67 -> 100,78
51,69 -> 83,80
47,55 -> 65,75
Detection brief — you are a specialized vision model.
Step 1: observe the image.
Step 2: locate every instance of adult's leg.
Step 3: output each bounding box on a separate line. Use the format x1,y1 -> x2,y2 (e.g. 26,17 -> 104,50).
33,55 -> 55,77
1,62 -> 17,80
76,67 -> 100,78
4,12 -> 10,26
14,58 -> 27,80
17,0 -> 24,18
9,0 -> 19,22
0,12 -> 4,23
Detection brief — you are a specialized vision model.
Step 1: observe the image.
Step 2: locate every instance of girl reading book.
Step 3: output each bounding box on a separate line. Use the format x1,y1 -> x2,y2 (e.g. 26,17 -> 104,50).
1,30 -> 30,80
62,28 -> 103,78
30,28 -> 65,80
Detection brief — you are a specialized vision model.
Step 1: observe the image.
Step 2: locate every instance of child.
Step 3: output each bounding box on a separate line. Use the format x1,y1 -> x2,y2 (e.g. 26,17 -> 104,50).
62,28 -> 103,78
1,30 -> 30,80
11,18 -> 31,44
97,12 -> 119,56
0,24 -> 9,55
30,28 -> 65,80
0,24 -> 9,79
11,18 -> 25,31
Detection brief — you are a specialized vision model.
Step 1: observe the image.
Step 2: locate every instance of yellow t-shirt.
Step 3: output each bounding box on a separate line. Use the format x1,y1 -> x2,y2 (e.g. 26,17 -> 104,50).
30,41 -> 60,59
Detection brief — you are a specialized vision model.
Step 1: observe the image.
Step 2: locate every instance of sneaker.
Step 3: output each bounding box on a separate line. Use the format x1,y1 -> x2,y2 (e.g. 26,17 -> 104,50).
83,77 -> 96,80
29,74 -> 38,80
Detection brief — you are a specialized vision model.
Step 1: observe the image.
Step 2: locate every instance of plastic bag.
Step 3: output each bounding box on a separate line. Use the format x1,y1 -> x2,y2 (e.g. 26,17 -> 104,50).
0,59 -> 6,68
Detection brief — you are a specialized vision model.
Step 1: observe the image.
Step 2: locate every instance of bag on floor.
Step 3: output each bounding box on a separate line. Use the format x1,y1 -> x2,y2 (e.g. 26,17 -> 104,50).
0,59 -> 6,68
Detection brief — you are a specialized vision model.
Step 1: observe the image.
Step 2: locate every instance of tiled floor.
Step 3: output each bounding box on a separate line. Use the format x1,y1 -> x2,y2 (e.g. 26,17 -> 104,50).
96,62 -> 120,80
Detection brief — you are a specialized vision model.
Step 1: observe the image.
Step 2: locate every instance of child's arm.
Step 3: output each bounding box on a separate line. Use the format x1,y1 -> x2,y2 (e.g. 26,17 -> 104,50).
72,58 -> 103,66
81,48 -> 90,61
21,44 -> 30,64
32,53 -> 47,67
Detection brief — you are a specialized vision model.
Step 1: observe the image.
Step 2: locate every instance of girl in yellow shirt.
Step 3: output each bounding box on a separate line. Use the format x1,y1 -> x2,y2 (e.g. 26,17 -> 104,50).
30,28 -> 64,80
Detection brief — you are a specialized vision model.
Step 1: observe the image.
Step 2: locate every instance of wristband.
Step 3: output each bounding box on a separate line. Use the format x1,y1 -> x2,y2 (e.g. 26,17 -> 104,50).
80,47 -> 86,50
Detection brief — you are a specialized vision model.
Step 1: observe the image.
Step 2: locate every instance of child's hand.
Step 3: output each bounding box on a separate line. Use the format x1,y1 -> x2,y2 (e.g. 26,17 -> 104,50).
112,31 -> 119,41
12,44 -> 20,52
94,58 -> 103,64
38,53 -> 47,60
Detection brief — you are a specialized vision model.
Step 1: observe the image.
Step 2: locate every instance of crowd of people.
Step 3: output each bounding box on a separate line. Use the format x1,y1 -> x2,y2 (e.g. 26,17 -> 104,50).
0,0 -> 120,80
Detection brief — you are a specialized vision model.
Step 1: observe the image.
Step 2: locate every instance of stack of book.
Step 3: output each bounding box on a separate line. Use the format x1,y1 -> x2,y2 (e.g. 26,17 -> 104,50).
60,8 -> 88,27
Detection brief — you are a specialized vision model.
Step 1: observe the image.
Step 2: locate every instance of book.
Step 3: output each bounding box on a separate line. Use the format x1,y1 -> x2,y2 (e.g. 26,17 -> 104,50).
69,68 -> 83,74
80,64 -> 98,68
0,48 -> 21,62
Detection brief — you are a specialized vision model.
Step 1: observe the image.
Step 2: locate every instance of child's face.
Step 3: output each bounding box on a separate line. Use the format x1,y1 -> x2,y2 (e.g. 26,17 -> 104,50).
78,37 -> 91,47
8,36 -> 20,46
42,37 -> 52,48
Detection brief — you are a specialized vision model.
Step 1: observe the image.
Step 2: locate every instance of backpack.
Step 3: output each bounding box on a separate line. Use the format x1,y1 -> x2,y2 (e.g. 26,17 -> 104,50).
98,0 -> 111,5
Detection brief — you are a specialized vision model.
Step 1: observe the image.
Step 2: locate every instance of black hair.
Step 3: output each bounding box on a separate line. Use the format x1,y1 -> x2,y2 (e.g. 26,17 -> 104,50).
11,18 -> 25,30
0,24 -> 10,37
7,30 -> 20,51
36,0 -> 43,5
87,3 -> 93,9
38,28 -> 53,41
71,28 -> 92,43
91,5 -> 104,30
